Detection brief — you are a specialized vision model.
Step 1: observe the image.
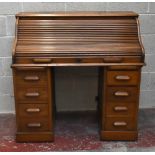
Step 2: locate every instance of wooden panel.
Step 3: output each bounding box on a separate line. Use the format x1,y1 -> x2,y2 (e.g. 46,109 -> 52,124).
100,131 -> 138,141
107,70 -> 140,86
16,132 -> 54,142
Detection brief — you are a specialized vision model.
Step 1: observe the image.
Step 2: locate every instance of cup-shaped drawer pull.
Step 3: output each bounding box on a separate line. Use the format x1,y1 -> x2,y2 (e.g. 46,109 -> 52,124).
113,121 -> 127,127
27,123 -> 41,128
114,91 -> 129,97
114,106 -> 128,111
115,75 -> 130,81
24,76 -> 40,81
26,108 -> 40,113
33,58 -> 52,63
103,57 -> 123,63
25,92 -> 40,97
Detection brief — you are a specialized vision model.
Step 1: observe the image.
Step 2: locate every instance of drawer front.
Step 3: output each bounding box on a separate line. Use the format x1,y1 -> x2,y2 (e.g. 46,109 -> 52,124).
105,102 -> 137,116
107,71 -> 140,86
18,118 -> 50,132
15,56 -> 142,64
16,87 -> 48,103
18,104 -> 49,117
15,69 -> 47,87
107,87 -> 138,103
104,117 -> 136,131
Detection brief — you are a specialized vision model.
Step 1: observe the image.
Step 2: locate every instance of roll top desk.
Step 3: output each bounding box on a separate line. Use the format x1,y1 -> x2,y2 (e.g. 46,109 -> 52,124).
11,12 -> 145,142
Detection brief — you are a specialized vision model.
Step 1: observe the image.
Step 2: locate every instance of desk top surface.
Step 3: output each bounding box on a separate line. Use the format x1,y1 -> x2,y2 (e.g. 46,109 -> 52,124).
16,11 -> 138,17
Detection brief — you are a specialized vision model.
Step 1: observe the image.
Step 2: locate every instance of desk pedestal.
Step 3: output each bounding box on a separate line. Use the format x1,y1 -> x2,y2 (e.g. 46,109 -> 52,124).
99,67 -> 141,141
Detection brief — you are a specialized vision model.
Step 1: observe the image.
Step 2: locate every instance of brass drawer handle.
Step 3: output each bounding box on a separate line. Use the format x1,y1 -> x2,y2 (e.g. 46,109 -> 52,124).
114,106 -> 128,111
27,123 -> 41,128
26,108 -> 40,113
33,58 -> 52,63
25,92 -> 40,97
113,121 -> 127,127
114,91 -> 129,97
24,76 -> 40,81
103,57 -> 123,63
115,75 -> 131,81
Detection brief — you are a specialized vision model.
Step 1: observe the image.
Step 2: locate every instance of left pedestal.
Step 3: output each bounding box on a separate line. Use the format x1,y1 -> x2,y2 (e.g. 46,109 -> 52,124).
12,67 -> 54,142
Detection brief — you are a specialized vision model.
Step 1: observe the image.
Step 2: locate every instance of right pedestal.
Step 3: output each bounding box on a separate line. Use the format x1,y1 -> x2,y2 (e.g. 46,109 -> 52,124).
98,66 -> 141,141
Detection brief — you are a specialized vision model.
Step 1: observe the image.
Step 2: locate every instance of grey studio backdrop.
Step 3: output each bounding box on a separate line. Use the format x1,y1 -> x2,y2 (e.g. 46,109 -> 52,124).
0,2 -> 154,113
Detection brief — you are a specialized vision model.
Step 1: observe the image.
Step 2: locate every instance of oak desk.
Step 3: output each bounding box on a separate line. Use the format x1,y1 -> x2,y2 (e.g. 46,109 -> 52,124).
11,12 -> 145,142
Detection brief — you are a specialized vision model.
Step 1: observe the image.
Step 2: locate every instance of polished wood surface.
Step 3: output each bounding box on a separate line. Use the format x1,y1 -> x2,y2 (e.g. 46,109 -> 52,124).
12,12 -> 144,142
13,68 -> 54,142
16,11 -> 139,17
14,12 -> 143,58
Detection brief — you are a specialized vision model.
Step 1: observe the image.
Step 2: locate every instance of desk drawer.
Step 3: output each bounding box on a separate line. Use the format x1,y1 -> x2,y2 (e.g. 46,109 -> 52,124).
107,71 -> 140,86
14,68 -> 47,87
18,117 -> 50,132
107,87 -> 138,103
17,87 -> 48,103
105,102 -> 137,116
15,56 -> 142,64
18,104 -> 49,117
104,117 -> 136,131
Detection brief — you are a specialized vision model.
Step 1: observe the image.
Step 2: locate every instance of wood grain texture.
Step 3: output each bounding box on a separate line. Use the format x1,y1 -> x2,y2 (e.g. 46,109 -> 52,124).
13,12 -> 144,58
12,11 -> 144,142
13,68 -> 54,142
16,11 -> 139,17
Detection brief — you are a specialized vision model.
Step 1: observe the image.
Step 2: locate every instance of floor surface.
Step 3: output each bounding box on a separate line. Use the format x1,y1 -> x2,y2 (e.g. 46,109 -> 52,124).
0,109 -> 155,152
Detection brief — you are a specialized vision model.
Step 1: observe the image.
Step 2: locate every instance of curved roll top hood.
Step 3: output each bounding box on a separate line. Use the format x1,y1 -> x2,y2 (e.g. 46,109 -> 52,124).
13,12 -> 144,57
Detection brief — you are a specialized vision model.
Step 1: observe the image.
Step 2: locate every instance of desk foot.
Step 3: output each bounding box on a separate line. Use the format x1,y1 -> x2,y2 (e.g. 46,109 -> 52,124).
16,132 -> 54,142
100,130 -> 138,141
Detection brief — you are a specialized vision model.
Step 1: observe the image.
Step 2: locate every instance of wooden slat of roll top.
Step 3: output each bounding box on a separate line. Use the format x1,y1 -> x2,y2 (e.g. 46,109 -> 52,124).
18,19 -> 137,24
18,35 -> 138,39
16,43 -> 141,50
17,37 -> 139,43
18,20 -> 137,24
17,35 -> 138,40
18,25 -> 137,28
18,29 -> 138,32
17,40 -> 139,45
